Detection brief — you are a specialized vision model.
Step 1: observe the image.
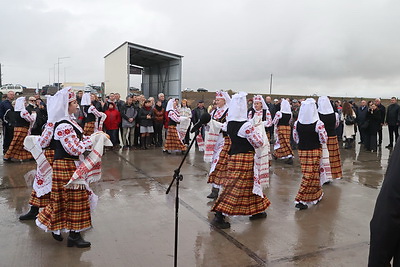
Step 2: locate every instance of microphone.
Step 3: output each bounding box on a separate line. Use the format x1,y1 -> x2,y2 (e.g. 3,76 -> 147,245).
190,113 -> 211,133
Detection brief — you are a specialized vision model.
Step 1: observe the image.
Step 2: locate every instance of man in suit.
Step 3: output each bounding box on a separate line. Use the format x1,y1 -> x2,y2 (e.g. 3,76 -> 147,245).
356,100 -> 368,144
375,98 -> 386,146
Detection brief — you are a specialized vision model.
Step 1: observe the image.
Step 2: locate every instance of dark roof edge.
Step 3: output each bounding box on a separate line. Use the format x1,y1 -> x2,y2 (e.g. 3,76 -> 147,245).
104,41 -> 183,59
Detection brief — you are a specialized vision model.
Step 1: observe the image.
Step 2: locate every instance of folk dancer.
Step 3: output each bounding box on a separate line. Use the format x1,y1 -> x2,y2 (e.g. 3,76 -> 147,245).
81,92 -> 106,136
272,99 -> 294,164
318,96 -> 342,180
205,91 -> 231,199
211,92 -> 271,229
293,98 -> 328,210
36,87 -> 110,248
163,99 -> 187,154
4,97 -> 35,162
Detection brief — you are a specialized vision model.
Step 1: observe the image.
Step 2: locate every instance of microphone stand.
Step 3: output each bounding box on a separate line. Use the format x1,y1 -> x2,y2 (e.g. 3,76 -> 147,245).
166,128 -> 201,267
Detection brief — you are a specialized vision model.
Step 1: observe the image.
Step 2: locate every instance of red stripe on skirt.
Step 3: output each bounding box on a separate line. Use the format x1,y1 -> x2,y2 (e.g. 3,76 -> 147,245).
212,152 -> 271,215
4,127 -> 33,160
295,148 -> 323,203
327,136 -> 342,179
207,136 -> 231,186
83,121 -> 95,136
37,159 -> 91,231
164,125 -> 186,151
273,125 -> 293,158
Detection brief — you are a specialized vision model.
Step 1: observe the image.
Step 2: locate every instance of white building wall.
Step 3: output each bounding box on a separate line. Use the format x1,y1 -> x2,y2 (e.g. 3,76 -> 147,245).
104,43 -> 129,98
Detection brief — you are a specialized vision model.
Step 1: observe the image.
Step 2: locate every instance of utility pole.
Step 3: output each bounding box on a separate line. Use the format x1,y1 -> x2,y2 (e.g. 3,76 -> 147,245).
58,56 -> 70,89
0,63 -> 2,87
269,73 -> 273,95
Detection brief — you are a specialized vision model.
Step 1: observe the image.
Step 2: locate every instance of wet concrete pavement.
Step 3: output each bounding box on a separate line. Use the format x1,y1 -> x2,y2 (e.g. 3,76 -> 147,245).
0,133 -> 393,266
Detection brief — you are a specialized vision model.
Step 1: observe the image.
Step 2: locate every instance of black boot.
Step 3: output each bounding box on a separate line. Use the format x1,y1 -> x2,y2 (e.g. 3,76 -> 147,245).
249,212 -> 267,220
211,211 -> 230,229
19,206 -> 39,220
206,187 -> 219,199
146,135 -> 151,148
140,136 -> 147,150
52,232 -> 64,242
295,203 -> 308,210
67,231 -> 91,248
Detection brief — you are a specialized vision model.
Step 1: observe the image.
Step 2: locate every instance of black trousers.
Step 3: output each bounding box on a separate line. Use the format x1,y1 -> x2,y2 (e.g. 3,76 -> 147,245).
365,132 -> 378,151
378,125 -> 383,144
153,122 -> 163,146
2,124 -> 14,154
358,125 -> 367,143
388,125 -> 399,145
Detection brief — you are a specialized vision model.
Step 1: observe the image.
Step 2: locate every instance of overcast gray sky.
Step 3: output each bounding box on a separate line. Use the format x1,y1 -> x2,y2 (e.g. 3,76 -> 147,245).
1,0 -> 400,98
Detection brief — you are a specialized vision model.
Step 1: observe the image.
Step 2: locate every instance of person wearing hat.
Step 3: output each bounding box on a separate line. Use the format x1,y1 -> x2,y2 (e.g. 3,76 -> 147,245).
36,87 -> 99,247
272,99 -> 294,164
318,96 -> 342,180
163,98 -> 187,154
293,98 -> 328,210
206,91 -> 231,199
211,92 -> 271,229
3,97 -> 35,161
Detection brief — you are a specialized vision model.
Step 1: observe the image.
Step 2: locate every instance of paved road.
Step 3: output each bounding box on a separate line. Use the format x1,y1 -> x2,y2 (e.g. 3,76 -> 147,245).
0,134 -> 392,266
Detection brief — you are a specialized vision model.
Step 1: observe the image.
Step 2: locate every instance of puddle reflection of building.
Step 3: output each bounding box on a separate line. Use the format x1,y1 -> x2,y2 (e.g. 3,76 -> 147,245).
355,146 -> 384,188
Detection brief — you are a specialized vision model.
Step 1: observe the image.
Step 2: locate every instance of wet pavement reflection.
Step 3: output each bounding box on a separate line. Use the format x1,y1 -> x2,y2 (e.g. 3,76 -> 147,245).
0,131 -> 395,266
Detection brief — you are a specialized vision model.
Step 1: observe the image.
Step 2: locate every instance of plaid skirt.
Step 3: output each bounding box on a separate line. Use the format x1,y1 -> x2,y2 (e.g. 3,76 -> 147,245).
164,125 -> 186,151
83,121 -> 95,136
28,149 -> 55,207
274,125 -> 293,159
37,159 -> 91,232
207,136 -> 231,186
212,153 -> 271,216
327,136 -> 342,179
4,127 -> 33,160
295,148 -> 323,204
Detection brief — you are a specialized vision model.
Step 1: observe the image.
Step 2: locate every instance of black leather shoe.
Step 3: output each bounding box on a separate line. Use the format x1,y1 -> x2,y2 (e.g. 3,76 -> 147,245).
67,232 -> 91,248
206,188 -> 219,199
52,233 -> 64,242
19,206 -> 39,220
211,212 -> 231,229
295,203 -> 308,210
249,212 -> 267,220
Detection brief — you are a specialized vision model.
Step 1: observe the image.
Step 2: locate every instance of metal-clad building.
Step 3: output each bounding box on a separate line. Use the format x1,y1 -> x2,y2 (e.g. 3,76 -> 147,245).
104,42 -> 183,99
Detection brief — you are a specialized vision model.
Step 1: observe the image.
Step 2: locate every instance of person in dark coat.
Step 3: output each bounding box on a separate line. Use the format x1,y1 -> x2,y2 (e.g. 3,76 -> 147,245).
138,100 -> 154,149
191,100 -> 208,140
356,100 -> 368,145
375,98 -> 386,146
369,140 -> 400,266
0,91 -> 15,153
385,97 -> 400,148
365,102 -> 381,152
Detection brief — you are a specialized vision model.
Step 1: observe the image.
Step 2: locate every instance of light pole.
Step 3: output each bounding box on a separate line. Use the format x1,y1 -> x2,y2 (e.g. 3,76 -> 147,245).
54,63 -> 57,85
269,73 -> 273,95
58,56 -> 70,89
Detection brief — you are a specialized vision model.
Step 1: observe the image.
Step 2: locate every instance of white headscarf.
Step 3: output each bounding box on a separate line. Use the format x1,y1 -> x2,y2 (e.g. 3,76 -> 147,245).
215,91 -> 231,106
298,98 -> 319,124
166,98 -> 175,112
47,87 -> 71,123
280,99 -> 292,114
14,97 -> 26,112
317,96 -> 334,115
227,92 -> 248,122
253,95 -> 268,110
81,92 -> 91,106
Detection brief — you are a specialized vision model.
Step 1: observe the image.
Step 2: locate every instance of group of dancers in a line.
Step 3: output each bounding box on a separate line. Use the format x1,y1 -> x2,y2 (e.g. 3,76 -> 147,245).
163,91 -> 342,229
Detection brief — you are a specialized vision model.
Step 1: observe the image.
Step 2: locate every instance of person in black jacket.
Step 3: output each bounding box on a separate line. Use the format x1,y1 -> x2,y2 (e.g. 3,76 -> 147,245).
138,100 -> 154,149
385,97 -> 400,148
0,91 -> 15,153
191,100 -> 208,140
369,140 -> 400,266
365,103 -> 382,152
375,98 -> 386,146
356,100 -> 368,144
